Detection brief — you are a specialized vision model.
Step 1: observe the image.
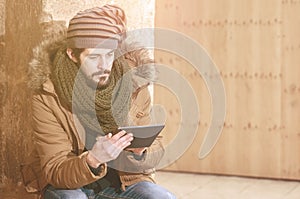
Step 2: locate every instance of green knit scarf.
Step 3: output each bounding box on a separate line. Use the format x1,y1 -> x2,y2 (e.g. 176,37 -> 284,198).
51,46 -> 133,135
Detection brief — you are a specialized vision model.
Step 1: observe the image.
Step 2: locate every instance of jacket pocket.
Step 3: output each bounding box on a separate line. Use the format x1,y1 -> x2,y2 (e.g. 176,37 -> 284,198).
20,149 -> 47,193
20,163 -> 40,193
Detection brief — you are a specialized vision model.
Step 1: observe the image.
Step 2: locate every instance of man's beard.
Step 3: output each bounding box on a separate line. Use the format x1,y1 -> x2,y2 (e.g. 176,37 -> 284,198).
82,69 -> 111,90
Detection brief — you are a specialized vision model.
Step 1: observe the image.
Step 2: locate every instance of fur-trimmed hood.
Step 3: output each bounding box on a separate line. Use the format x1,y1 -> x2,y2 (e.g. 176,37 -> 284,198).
28,22 -> 157,91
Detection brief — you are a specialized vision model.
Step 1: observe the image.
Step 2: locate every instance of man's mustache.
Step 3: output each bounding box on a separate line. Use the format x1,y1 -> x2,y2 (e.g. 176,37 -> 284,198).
91,69 -> 110,77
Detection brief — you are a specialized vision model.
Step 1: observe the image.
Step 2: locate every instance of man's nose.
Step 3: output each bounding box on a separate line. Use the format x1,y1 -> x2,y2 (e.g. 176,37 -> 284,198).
97,56 -> 108,69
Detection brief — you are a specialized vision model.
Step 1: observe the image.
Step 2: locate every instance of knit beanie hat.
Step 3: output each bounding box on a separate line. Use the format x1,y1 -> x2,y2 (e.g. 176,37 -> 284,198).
67,4 -> 126,49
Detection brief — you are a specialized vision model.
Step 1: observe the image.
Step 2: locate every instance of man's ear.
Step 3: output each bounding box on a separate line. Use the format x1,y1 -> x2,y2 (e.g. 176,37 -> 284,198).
66,48 -> 78,63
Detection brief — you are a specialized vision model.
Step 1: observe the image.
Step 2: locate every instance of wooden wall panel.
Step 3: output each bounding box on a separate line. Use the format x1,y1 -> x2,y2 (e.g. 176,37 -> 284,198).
281,2 -> 300,178
155,0 -> 300,180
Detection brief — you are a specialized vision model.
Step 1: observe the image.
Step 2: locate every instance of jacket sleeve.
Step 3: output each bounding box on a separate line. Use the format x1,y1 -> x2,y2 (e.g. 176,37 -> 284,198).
110,87 -> 165,173
32,94 -> 107,189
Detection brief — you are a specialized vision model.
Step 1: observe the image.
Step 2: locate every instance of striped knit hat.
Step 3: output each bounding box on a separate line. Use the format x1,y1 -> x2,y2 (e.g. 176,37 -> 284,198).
67,4 -> 126,49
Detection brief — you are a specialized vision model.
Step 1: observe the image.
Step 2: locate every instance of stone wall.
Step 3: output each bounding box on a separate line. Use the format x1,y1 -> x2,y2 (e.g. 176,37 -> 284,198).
0,0 -> 5,35
42,0 -> 155,29
0,0 -> 42,198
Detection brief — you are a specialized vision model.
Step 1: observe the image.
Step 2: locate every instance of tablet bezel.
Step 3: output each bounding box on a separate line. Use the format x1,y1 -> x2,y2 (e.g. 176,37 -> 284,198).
118,124 -> 165,148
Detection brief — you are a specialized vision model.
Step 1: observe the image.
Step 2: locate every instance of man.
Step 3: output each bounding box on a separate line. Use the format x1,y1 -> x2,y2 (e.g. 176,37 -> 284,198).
23,4 -> 176,199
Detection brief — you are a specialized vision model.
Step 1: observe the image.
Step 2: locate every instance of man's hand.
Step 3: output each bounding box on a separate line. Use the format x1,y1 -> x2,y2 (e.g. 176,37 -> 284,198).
87,130 -> 133,167
126,147 -> 147,156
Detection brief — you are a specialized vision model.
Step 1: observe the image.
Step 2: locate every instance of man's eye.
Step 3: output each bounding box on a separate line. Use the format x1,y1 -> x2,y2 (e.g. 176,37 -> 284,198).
88,55 -> 98,59
107,52 -> 114,57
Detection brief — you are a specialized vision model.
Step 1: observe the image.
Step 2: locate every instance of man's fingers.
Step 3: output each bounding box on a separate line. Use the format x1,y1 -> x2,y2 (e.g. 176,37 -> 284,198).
119,137 -> 133,149
111,131 -> 133,143
115,133 -> 133,146
100,131 -> 134,160
92,132 -> 134,162
111,130 -> 127,140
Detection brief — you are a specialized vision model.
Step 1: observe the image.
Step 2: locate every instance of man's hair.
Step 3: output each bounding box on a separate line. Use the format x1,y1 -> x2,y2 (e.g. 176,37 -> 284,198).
72,48 -> 85,60
71,48 -> 85,65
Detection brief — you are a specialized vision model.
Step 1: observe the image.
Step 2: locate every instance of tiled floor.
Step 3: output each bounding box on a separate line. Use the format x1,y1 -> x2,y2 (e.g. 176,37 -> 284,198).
155,171 -> 300,199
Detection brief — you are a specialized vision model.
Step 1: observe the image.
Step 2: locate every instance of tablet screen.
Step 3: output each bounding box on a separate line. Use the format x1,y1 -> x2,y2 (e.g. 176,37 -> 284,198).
118,124 -> 165,148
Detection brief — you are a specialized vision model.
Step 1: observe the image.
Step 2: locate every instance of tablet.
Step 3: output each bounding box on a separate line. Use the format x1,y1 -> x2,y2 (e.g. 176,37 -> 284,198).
118,124 -> 165,148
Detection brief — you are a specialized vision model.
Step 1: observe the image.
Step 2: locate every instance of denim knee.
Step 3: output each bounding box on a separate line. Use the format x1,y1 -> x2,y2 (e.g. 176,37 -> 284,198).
59,191 -> 88,199
146,190 -> 176,199
44,185 -> 88,199
127,181 -> 177,199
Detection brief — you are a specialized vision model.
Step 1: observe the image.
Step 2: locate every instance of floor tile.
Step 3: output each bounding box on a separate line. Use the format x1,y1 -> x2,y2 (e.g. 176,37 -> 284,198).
156,171 -> 300,199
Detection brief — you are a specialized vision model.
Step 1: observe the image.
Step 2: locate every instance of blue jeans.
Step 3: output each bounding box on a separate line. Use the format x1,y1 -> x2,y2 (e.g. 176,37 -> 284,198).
44,181 -> 176,199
